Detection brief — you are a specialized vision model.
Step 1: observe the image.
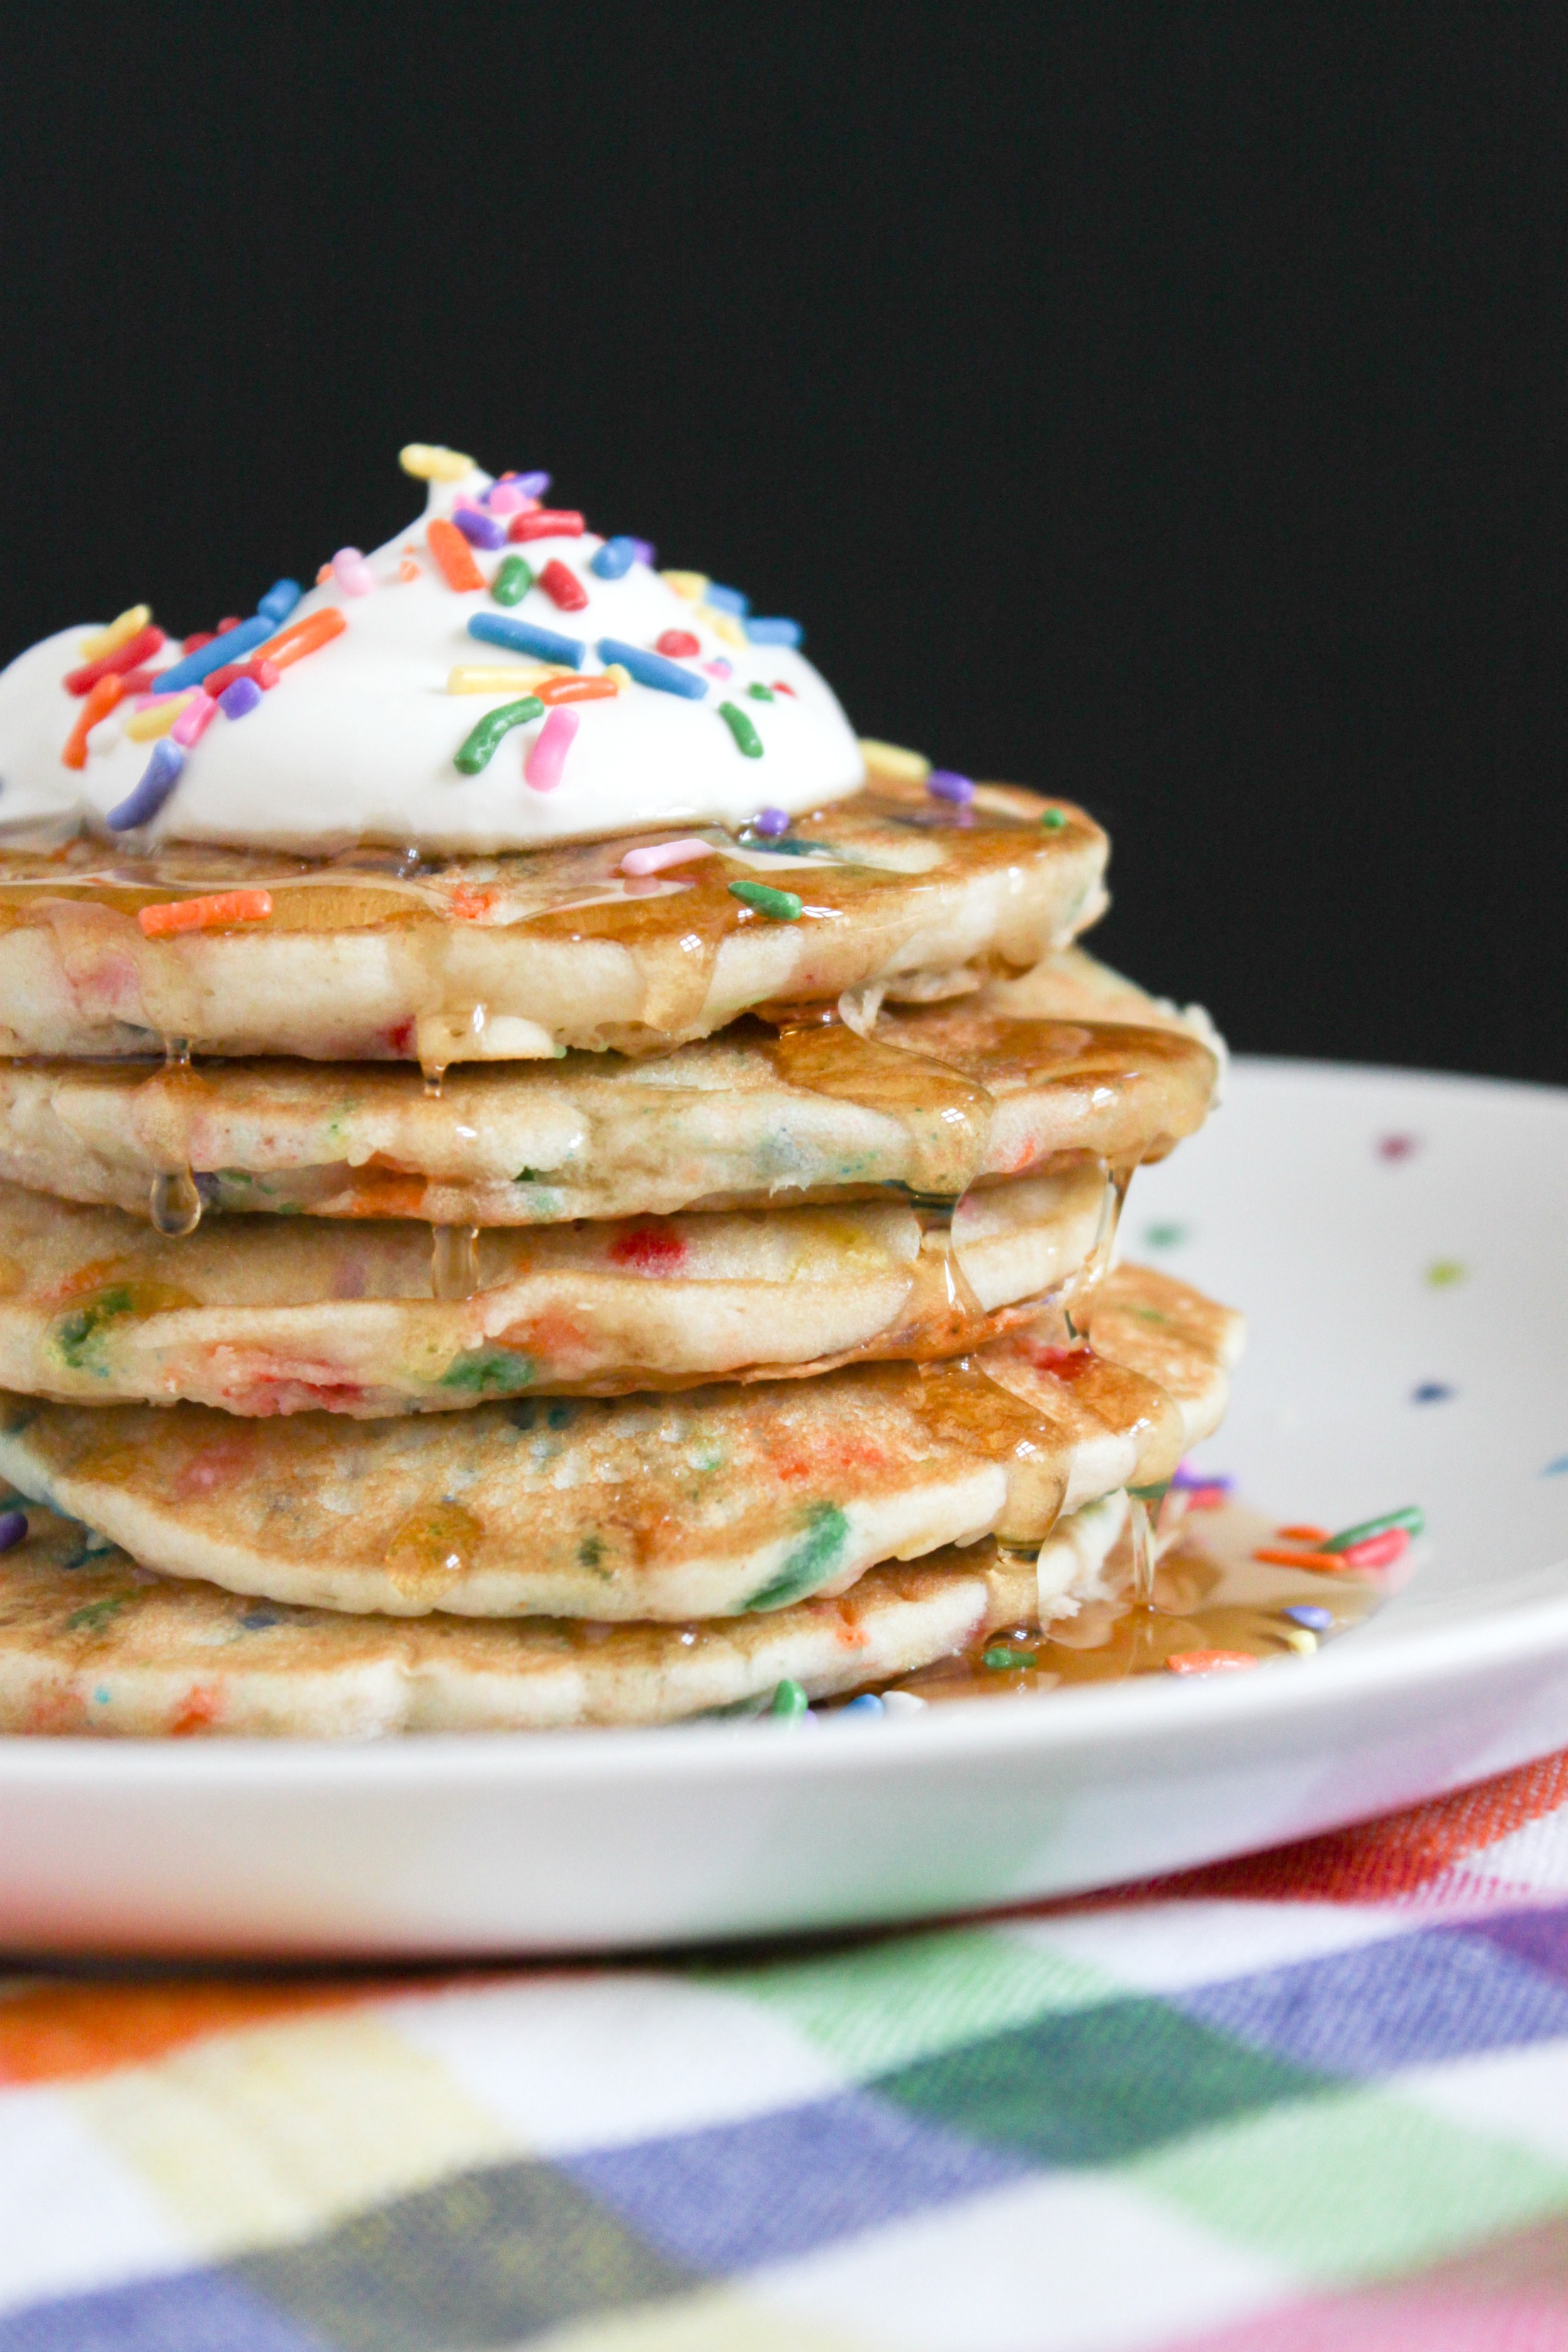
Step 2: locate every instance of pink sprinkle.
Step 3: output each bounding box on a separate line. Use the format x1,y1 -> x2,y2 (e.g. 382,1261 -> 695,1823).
332,547 -> 377,597
620,837 -> 717,876
703,658 -> 733,678
486,484 -> 534,515
525,705 -> 580,793
171,692 -> 218,747
1378,1133 -> 1421,1162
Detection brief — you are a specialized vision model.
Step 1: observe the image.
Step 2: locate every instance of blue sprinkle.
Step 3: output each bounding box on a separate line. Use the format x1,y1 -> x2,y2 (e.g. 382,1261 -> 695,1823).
705,583 -> 751,616
1544,1455 -> 1568,1477
517,470 -> 551,498
596,638 -> 709,699
150,614 -> 275,695
94,1686 -> 111,1706
0,1508 -> 26,1553
1283,1605 -> 1333,1631
590,536 -> 638,581
217,676 -> 262,721
840,1693 -> 885,1716
454,507 -> 508,551
107,738 -> 185,831
469,613 -> 585,668
256,578 -> 302,627
745,617 -> 804,648
239,1607 -> 282,1630
1412,1382 -> 1455,1404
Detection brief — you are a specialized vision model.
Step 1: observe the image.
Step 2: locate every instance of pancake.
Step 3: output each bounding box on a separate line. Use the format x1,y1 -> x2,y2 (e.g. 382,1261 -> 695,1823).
0,1265 -> 1241,1618
0,1494 -> 1083,1736
0,783 -> 1107,1063
0,1166 -> 1114,1412
0,954 -> 1219,1228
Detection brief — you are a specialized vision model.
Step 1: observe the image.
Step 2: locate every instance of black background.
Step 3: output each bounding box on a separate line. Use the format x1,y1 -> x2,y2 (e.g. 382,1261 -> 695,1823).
3,5 -> 1563,1080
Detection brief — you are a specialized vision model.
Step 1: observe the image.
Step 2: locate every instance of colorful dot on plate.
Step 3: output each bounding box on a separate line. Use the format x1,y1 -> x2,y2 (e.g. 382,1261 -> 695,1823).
1143,1222 -> 1189,1249
1426,1260 -> 1467,1287
1542,1456 -> 1568,1477
1283,1606 -> 1333,1631
1411,1382 -> 1455,1404
1378,1134 -> 1421,1161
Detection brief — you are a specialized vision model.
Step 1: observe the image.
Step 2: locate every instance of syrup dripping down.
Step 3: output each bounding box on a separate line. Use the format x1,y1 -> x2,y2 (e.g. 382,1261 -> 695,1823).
430,1223 -> 481,1301
147,1036 -> 203,1237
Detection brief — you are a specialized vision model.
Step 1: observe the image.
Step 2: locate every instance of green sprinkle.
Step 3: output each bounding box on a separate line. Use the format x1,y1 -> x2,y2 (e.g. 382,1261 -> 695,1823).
491,554 -> 535,606
1143,1222 -> 1189,1249
1426,1259 -> 1467,1288
437,1349 -> 534,1393
746,681 -> 775,702
454,695 -> 544,775
577,1535 -> 605,1570
55,1287 -> 135,1369
982,1645 -> 1038,1671
718,700 -> 765,758
67,1598 -> 125,1635
745,1503 -> 850,1610
728,879 -> 802,922
769,1678 -> 810,1718
515,1169 -> 542,1185
1323,1504 -> 1426,1553
1040,807 -> 1068,829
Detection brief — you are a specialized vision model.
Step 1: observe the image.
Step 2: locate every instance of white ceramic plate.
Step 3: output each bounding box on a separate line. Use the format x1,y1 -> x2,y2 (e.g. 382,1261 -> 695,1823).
2,1058 -> 1567,1959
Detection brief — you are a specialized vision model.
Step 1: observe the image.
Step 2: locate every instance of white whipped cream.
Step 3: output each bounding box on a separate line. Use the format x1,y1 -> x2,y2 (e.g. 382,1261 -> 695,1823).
0,465 -> 866,855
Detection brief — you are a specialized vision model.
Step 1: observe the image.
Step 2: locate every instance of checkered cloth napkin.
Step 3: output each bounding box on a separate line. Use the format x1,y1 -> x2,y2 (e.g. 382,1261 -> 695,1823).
4,1756 -> 1568,2350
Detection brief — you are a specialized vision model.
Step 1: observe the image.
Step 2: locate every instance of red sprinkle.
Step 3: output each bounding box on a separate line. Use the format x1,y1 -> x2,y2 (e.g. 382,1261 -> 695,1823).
61,675 -> 125,768
656,629 -> 700,659
1167,1649 -> 1260,1675
538,559 -> 588,613
182,632 -> 216,655
139,890 -> 274,939
1336,1528 -> 1411,1572
772,678 -> 797,695
509,509 -> 585,542
115,668 -> 157,696
608,1226 -> 688,1275
64,626 -> 167,695
215,617 -> 242,634
1025,1343 -> 1099,1382
426,517 -> 486,593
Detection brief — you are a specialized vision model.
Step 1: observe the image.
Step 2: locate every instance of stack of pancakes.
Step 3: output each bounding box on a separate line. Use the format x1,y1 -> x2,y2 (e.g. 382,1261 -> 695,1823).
0,485 -> 1241,1735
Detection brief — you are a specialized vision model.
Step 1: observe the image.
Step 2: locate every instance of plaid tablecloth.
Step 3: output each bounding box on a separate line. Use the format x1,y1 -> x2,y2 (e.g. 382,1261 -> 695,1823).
4,1754 -> 1568,2350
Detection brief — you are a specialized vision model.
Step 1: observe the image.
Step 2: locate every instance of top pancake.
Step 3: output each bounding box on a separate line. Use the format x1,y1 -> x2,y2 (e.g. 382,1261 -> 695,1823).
0,782 -> 1106,1062
0,951 -> 1220,1228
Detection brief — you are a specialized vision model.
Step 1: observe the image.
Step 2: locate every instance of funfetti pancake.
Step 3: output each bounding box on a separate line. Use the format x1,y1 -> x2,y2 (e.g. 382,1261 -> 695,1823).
0,1266 -> 1241,1620
0,1494 -> 1102,1736
0,953 -> 1219,1228
0,1166 -> 1116,1412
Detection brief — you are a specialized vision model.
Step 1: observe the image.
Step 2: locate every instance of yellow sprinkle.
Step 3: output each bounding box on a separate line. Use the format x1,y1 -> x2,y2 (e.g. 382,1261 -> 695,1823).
859,738 -> 931,785
399,443 -> 474,483
124,693 -> 197,740
703,608 -> 747,648
446,664 -> 560,695
662,570 -> 709,603
603,663 -> 632,690
79,605 -> 151,662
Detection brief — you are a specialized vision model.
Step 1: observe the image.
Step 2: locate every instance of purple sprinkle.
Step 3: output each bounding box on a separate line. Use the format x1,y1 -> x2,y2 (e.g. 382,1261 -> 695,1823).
1172,1465 -> 1235,1491
453,507 -> 508,551
0,1508 -> 26,1553
107,737 -> 184,832
927,768 -> 975,805
1284,1605 -> 1333,1631
629,538 -> 656,566
217,676 -> 262,721
752,806 -> 790,837
517,470 -> 552,499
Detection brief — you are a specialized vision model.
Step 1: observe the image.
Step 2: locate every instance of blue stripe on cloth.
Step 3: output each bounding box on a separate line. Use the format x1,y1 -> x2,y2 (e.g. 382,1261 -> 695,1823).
561,2085 -> 1026,2269
1172,1918 -> 1568,2076
0,2270 -> 329,2352
1463,1903 -> 1568,1984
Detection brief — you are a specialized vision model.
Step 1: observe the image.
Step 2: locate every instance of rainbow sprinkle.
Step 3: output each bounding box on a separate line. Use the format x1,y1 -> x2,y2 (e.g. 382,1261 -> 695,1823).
453,507 -> 508,552
490,556 -> 534,607
598,639 -> 707,700
138,889 -> 274,939
400,444 -> 474,481
151,615 -> 274,696
746,617 -> 803,647
453,697 -> 546,775
106,739 -> 185,831
525,705 -> 579,793
728,880 -> 800,921
469,614 -> 585,669
590,537 -> 638,580
718,701 -> 764,758
256,578 -> 301,626
78,606 -> 151,663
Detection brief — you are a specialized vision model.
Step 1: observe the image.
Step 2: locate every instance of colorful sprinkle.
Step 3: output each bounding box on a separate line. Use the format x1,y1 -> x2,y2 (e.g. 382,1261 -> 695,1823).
1284,1605 -> 1334,1631
1253,1547 -> 1348,1572
510,509 -> 585,542
982,1645 -> 1038,1670
124,694 -> 196,741
1041,808 -> 1068,830
705,583 -> 750,617
746,617 -> 803,647
453,697 -> 545,775
399,444 -> 474,481
751,806 -> 790,836
747,682 -> 776,702
108,742 -> 184,830
1277,1523 -> 1331,1543
525,705 -> 580,793
256,578 -> 302,627
426,517 -> 486,593
1143,1223 -> 1189,1249
662,570 -> 708,602
330,547 -> 377,595
927,768 -> 975,804
539,559 -> 588,613
603,663 -> 632,689
769,1678 -> 810,1718
656,629 -> 700,659
620,838 -> 716,876
706,610 -> 748,649
718,701 -> 764,758
138,889 -> 274,939
0,1508 -> 26,1552
1378,1133 -> 1421,1161
60,676 -> 125,768
1323,1505 -> 1424,1553
772,679 -> 797,696
590,536 -> 638,580
490,555 -> 534,607
1426,1259 -> 1467,1287
1171,1465 -> 1235,1491
728,879 -> 801,921
170,692 -> 219,747
534,673 -> 620,706
858,739 -> 930,785
839,1693 -> 886,1715
1412,1382 -> 1455,1404
485,483 -> 532,516
79,606 -> 152,663
217,676 -> 263,721
629,538 -> 657,566
703,658 -> 734,678
150,615 -> 274,695
447,666 -> 553,695
1333,1528 -> 1411,1572
515,471 -> 551,498
64,625 -> 167,696
470,613 -> 585,668
452,506 -> 508,552
398,559 -> 421,583
596,638 -> 707,699
1167,1649 -> 1260,1674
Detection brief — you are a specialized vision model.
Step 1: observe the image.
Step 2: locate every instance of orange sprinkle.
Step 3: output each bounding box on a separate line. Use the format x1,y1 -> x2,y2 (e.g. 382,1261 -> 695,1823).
398,558 -> 421,583
315,562 -> 333,585
252,607 -> 348,671
426,516 -> 486,592
447,883 -> 498,922
1277,1523 -> 1331,1543
138,890 -> 274,939
1253,1546 -> 1350,1573
534,673 -> 620,706
1167,1649 -> 1260,1674
60,674 -> 125,769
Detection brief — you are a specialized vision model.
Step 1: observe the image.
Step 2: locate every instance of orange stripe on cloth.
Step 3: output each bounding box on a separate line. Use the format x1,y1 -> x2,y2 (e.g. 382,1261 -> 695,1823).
0,1979 -> 385,2086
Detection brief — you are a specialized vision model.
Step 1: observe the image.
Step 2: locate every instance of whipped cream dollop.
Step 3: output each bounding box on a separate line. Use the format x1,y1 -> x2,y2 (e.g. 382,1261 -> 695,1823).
0,456 -> 866,855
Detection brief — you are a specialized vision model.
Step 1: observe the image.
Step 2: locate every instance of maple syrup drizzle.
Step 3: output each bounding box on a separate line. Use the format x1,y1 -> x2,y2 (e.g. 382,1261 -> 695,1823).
430,1223 -> 481,1301
383,1499 -> 483,1598
146,1036 -> 203,1237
